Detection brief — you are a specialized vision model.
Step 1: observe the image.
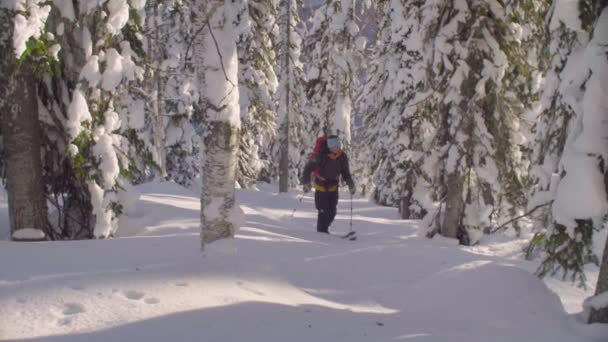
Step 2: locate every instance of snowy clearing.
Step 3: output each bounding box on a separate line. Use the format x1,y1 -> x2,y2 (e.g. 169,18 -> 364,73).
0,181 -> 606,341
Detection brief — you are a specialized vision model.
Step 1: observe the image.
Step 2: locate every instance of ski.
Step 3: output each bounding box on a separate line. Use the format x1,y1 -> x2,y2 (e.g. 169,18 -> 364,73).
341,231 -> 356,241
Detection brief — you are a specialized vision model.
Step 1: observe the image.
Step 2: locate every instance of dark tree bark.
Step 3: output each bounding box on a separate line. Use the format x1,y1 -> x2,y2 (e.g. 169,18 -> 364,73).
0,8 -> 49,240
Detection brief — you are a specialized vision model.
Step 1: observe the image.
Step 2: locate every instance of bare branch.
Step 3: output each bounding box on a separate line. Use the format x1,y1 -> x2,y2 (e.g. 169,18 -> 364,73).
206,21 -> 237,88
491,201 -> 553,233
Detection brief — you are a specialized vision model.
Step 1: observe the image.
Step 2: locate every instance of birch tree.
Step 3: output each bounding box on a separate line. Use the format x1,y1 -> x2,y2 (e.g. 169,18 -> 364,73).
193,0 -> 242,245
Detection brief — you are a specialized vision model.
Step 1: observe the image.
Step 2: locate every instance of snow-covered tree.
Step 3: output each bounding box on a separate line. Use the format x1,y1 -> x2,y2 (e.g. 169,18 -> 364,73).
532,0 -> 608,285
528,0 -> 589,239
357,0 -> 434,219
277,0 -> 308,191
0,0 -> 153,240
145,0 -> 199,187
193,0 -> 242,245
304,0 -> 361,146
0,2 -> 49,240
237,0 -> 279,189
418,0 -> 536,245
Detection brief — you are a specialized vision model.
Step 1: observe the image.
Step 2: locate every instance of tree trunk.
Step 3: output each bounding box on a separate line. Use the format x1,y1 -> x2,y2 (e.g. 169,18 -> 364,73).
589,233 -> 608,323
278,0 -> 291,193
0,8 -> 49,240
441,172 -> 464,240
193,0 -> 241,245
152,0 -> 167,178
200,121 -> 240,244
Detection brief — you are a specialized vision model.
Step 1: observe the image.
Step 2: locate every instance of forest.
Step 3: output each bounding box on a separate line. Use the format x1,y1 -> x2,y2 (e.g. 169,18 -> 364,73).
1,0 -> 608,330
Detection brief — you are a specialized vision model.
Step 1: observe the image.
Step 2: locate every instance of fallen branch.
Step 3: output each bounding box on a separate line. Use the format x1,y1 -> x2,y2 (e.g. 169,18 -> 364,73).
491,201 -> 553,233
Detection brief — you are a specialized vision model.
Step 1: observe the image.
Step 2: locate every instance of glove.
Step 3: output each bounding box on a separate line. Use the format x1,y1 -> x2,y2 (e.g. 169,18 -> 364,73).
303,183 -> 311,193
348,182 -> 356,195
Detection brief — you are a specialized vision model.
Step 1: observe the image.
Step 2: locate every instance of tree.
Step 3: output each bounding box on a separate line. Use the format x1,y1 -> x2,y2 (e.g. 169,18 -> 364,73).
237,0 -> 279,189
418,0 -> 535,244
534,0 -> 607,288
357,0 -> 433,219
304,0 -> 360,145
193,0 -> 242,245
528,0 -> 589,248
145,0 -> 199,188
277,0 -> 293,193
277,0 -> 309,192
4,0 -> 153,240
0,3 -> 49,240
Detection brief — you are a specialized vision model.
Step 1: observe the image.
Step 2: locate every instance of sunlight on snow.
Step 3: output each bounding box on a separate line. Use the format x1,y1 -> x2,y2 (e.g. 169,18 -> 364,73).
236,227 -> 315,243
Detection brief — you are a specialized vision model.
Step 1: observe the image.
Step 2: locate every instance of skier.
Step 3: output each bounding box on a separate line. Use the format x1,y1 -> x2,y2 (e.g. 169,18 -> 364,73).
301,135 -> 356,233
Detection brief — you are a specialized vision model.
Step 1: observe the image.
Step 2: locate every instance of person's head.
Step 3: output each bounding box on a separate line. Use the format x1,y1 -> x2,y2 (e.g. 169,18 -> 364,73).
326,135 -> 341,153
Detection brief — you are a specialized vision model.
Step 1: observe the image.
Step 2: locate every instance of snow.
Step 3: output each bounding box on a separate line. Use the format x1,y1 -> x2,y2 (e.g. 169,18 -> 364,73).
199,4 -> 240,127
101,48 -> 124,91
550,0 -> 583,31
0,181 -> 606,341
585,292 -> 608,310
11,228 -> 46,240
106,0 -> 130,35
127,99 -> 146,130
66,87 -> 92,138
88,180 -> 115,238
12,2 -> 51,57
52,0 -> 76,21
92,127 -> 120,190
80,55 -> 102,88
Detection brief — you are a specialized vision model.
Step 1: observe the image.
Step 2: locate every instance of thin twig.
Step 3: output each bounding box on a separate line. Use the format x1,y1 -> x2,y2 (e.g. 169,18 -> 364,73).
184,3 -> 222,68
491,201 -> 553,233
206,21 -> 237,88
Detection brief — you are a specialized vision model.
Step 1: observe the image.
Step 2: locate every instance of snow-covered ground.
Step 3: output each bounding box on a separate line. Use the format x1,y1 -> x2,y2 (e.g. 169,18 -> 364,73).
0,181 -> 606,341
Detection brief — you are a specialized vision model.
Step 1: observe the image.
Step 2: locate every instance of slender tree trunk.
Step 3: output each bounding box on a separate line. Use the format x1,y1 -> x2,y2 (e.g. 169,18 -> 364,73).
0,8 -> 49,240
589,233 -> 608,323
278,0 -> 291,193
441,172 -> 464,240
193,0 -> 241,245
152,0 -> 167,178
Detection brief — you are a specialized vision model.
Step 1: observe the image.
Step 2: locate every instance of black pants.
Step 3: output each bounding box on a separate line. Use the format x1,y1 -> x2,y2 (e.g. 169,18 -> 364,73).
315,190 -> 339,233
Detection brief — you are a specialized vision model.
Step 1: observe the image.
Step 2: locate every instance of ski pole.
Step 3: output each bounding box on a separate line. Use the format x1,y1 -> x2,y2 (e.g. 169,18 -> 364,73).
290,194 -> 305,219
349,192 -> 353,232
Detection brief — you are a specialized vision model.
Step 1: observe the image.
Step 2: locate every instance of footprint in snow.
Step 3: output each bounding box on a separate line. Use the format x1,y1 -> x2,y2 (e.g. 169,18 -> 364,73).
124,290 -> 145,300
55,303 -> 85,326
62,303 -> 85,315
58,317 -> 72,326
144,297 -> 160,304
123,290 -> 160,304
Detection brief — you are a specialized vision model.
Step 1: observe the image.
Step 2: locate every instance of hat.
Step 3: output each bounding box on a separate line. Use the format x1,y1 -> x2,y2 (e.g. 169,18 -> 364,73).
327,136 -> 341,149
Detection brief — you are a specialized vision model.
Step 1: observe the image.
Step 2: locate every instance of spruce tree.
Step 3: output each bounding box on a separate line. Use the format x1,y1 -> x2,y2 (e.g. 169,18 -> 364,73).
238,0 -> 279,189
358,0 -> 433,219
419,0 -> 535,244
304,0 -> 360,145
535,0 -> 608,291
277,0 -> 308,191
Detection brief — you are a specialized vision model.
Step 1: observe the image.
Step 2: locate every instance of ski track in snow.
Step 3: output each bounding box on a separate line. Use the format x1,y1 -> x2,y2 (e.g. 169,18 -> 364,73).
0,181 -> 606,342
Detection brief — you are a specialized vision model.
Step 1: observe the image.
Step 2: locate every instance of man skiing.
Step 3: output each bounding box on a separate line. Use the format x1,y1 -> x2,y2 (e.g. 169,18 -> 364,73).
301,135 -> 356,234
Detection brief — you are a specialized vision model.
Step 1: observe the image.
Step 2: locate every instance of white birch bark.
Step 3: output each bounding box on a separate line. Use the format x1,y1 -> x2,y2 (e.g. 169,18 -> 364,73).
193,0 -> 241,245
